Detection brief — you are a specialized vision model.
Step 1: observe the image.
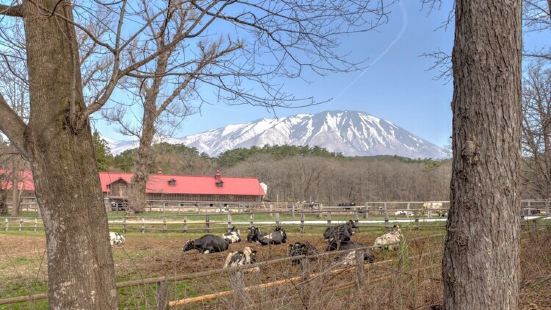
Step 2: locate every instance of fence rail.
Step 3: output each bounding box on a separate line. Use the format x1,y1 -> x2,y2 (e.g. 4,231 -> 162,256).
2,203 -> 549,234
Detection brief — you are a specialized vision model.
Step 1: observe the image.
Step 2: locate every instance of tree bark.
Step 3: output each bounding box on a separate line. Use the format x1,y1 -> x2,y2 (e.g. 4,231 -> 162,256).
22,1 -> 118,308
129,128 -> 154,213
129,97 -> 158,213
443,1 -> 522,309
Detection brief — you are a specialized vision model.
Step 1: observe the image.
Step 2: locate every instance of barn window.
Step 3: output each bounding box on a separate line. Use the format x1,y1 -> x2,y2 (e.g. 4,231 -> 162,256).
168,179 -> 176,186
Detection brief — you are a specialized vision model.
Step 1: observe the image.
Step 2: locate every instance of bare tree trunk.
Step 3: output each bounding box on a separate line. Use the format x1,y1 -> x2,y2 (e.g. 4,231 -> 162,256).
0,191 -> 7,215
129,105 -> 156,213
128,50 -> 169,213
22,1 -> 117,308
11,156 -> 21,216
443,1 -> 522,309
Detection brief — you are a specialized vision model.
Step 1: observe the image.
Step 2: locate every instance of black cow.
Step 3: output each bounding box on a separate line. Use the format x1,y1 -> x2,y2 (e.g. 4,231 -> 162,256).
183,235 -> 230,254
326,240 -> 375,264
247,226 -> 287,245
323,220 -> 358,244
288,241 -> 318,265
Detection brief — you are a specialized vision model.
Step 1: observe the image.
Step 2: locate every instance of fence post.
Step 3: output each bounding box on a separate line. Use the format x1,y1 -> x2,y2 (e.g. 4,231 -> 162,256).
34,218 -> 37,232
183,216 -> 188,233
355,250 -> 365,289
205,214 -> 210,233
123,216 -> 127,233
327,211 -> 332,227
141,218 -> 145,234
354,211 -> 359,225
249,213 -> 254,227
156,279 -> 169,310
4,218 -> 8,231
163,216 -> 167,233
275,212 -> 280,226
300,258 -> 310,281
384,203 -> 389,228
300,212 -> 305,234
547,200 -> 550,217
227,213 -> 232,230
19,218 -> 22,231
364,205 -> 369,219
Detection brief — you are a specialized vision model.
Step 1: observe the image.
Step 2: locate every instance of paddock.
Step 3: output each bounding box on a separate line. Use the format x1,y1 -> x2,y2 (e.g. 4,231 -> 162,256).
0,217 -> 549,309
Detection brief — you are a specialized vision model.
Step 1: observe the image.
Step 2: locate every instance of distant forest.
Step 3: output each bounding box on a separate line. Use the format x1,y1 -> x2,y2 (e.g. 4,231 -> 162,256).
93,133 -> 452,203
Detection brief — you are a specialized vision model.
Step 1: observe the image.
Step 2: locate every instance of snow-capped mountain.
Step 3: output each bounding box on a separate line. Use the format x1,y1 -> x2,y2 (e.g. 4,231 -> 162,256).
107,111 -> 450,159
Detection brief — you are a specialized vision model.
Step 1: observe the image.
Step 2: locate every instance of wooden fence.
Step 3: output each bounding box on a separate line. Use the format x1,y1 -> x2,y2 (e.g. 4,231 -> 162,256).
0,234 -> 444,308
2,202 -> 549,234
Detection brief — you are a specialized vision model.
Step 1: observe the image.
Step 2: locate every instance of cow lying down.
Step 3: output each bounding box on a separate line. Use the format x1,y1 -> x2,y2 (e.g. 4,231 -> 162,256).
109,232 -> 125,246
183,235 -> 230,254
326,240 -> 375,265
323,220 -> 357,243
223,226 -> 241,244
224,246 -> 260,272
247,226 -> 287,245
373,225 -> 403,250
288,241 -> 318,265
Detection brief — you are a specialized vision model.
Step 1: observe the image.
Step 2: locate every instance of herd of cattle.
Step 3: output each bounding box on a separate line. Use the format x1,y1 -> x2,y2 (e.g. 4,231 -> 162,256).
108,220 -> 404,271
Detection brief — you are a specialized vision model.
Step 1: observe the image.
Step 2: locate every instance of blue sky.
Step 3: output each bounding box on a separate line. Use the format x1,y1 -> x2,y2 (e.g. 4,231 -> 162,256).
95,1 -> 549,149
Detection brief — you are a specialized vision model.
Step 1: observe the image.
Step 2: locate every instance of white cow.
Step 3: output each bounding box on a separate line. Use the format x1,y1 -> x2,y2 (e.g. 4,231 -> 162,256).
109,232 -> 125,246
394,210 -> 414,217
422,202 -> 446,217
373,225 -> 403,250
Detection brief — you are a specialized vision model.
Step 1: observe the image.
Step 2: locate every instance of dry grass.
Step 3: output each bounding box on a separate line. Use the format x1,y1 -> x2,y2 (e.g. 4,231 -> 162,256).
0,224 -> 549,309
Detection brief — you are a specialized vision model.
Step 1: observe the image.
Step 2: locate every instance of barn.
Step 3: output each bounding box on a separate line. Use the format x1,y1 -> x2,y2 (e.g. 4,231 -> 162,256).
101,170 -> 266,210
1,170 -> 266,211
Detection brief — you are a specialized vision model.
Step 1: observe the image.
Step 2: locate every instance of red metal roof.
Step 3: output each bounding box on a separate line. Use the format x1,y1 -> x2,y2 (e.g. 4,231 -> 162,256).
1,170 -> 265,197
0,169 -> 35,192
100,172 -> 265,196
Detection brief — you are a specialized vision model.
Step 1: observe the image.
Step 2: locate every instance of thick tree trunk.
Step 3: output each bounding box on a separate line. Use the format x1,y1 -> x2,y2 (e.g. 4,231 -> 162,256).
443,1 -> 522,309
23,1 -> 117,308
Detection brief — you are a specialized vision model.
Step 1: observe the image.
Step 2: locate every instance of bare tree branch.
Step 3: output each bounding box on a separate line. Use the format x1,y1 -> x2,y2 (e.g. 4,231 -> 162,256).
0,3 -> 24,17
0,94 -> 28,158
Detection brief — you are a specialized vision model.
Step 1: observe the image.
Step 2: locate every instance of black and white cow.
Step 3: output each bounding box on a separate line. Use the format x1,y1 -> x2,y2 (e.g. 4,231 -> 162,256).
326,241 -> 375,265
222,226 -> 241,244
373,225 -> 403,251
323,220 -> 357,244
223,246 -> 260,272
247,226 -> 287,245
109,232 -> 125,246
288,241 -> 318,265
183,235 -> 230,254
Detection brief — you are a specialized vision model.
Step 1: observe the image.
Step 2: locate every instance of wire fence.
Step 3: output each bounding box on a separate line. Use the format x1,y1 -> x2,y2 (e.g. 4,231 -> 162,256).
0,234 -> 445,308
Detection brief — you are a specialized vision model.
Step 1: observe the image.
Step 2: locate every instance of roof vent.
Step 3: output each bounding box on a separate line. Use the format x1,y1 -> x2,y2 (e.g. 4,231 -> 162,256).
168,178 -> 176,186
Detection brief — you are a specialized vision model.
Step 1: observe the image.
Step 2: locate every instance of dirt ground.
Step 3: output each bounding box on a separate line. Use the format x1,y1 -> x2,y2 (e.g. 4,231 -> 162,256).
0,226 -> 549,309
